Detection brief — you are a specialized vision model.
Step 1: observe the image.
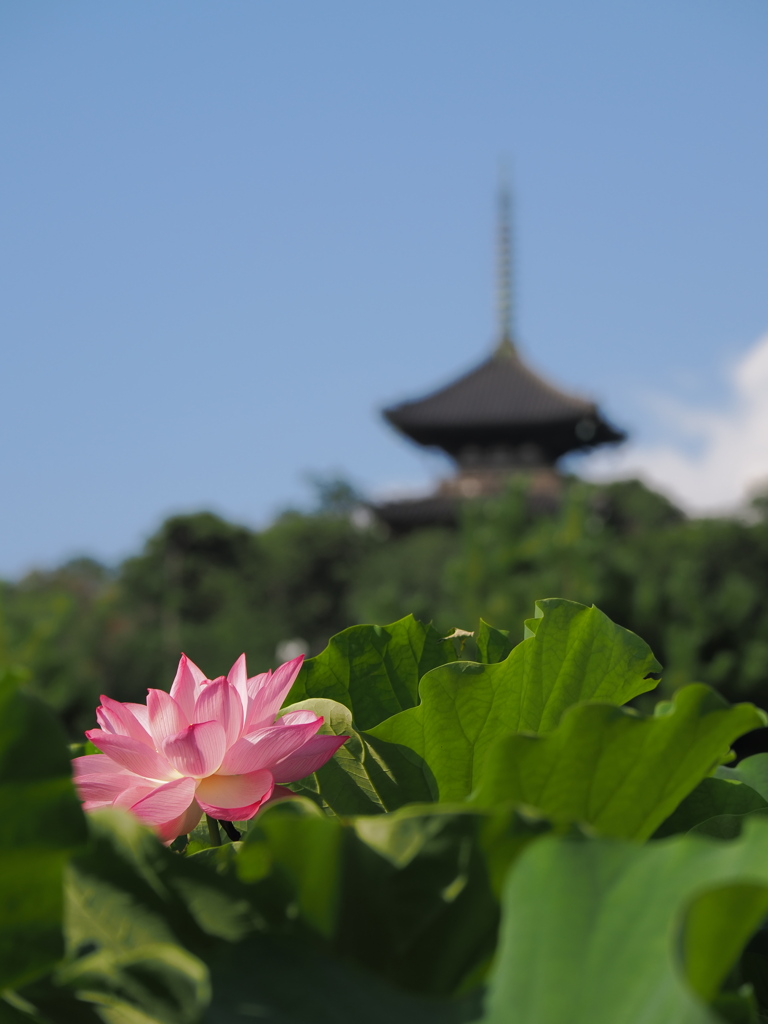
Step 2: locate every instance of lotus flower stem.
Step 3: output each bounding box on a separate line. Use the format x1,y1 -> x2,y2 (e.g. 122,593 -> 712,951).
219,819 -> 241,841
206,814 -> 222,846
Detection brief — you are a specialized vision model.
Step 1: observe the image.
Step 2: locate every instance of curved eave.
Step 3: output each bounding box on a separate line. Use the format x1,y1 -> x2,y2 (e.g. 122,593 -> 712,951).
382,350 -> 626,460
386,414 -> 624,461
384,353 -> 596,428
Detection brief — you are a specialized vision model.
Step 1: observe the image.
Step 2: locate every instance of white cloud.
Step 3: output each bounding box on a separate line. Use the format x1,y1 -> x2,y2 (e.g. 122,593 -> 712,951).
582,333 -> 768,516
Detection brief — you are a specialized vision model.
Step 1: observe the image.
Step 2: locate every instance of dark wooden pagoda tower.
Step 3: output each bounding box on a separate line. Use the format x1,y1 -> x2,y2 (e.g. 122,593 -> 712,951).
376,186 -> 625,531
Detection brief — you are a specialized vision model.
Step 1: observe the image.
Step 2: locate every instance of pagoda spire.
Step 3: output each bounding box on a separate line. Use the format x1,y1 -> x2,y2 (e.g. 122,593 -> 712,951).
496,169 -> 516,357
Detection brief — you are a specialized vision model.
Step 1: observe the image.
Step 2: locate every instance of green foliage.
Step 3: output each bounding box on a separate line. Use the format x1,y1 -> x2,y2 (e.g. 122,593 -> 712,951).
653,774 -> 768,839
9,474 -> 768,742
279,697 -> 435,814
0,667 -> 87,992
0,560 -> 115,738
111,508 -> 373,702
369,599 -> 660,802
286,615 -> 457,730
234,798 -> 513,997
354,477 -> 768,710
346,526 -> 461,625
8,598 -> 768,1021
474,620 -> 514,664
717,755 -> 768,802
473,685 -> 764,839
0,505 -> 376,739
483,820 -> 768,1024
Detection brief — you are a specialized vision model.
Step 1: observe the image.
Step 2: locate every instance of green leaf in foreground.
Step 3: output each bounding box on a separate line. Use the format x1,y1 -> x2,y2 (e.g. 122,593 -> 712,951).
474,621 -> 514,664
20,809 -> 262,1023
472,685 -> 763,840
285,615 -> 457,730
204,931 -> 483,1024
482,817 -> 768,1024
57,942 -> 210,1024
66,809 -> 255,957
653,775 -> 768,839
0,668 -> 87,991
716,753 -> 768,802
369,599 -> 663,802
281,698 -> 434,814
520,599 -> 663,718
668,755 -> 768,840
237,798 -> 547,999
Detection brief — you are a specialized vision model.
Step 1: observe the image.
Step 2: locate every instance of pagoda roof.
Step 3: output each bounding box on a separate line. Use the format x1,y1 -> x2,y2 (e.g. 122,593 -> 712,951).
383,341 -> 625,461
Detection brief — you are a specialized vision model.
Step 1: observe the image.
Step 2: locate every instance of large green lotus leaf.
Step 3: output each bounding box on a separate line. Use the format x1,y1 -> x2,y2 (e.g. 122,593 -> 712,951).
23,802 -> 492,1024
689,811 -> 768,842
281,698 -> 434,815
3,978 -> 104,1024
66,809 -> 256,957
653,776 -> 768,838
677,755 -> 768,841
204,931 -> 483,1024
369,601 -> 664,803
0,996 -> 54,1022
13,943 -> 209,1024
55,942 -> 210,1024
473,685 -> 763,840
481,816 -> 768,1024
235,798 -> 341,940
285,615 -> 457,731
0,669 -> 87,991
340,807 -> 501,996
34,809 -> 273,1024
716,753 -> 768,800
519,598 -> 663,717
348,802 -> 551,992
474,620 -> 514,664
237,798 -> 542,998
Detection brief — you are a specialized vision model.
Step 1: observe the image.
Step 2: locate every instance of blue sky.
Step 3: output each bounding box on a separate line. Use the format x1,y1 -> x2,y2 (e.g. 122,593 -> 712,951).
2,1 -> 767,576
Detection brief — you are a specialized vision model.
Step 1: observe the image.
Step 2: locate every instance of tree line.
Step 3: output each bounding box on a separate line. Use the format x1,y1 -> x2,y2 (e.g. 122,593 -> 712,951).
3,475 -> 768,738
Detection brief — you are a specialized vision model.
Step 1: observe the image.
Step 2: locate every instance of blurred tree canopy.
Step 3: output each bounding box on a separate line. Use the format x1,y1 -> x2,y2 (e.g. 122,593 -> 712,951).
4,475 -> 768,738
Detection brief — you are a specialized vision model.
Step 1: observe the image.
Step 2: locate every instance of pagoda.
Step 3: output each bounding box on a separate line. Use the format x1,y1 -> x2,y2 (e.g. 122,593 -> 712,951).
376,186 -> 625,531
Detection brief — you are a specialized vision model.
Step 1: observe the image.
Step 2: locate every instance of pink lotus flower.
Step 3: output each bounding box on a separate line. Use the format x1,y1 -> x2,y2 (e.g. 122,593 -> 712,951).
72,653 -> 346,843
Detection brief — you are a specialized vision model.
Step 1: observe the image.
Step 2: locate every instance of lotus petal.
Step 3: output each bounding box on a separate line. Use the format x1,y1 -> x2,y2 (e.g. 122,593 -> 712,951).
85,730 -> 178,781
245,656 -> 304,730
227,654 -> 250,717
72,754 -> 140,808
129,776 -> 198,826
169,654 -> 207,720
196,769 -> 274,819
147,689 -> 189,746
278,709 -> 322,727
219,720 -> 322,775
162,721 -> 227,778
96,695 -> 153,744
155,800 -> 203,844
194,677 -> 244,746
113,782 -> 160,810
271,733 -> 348,783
